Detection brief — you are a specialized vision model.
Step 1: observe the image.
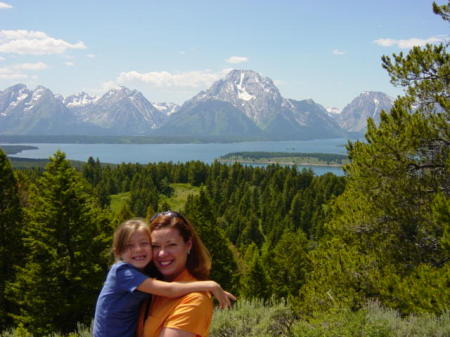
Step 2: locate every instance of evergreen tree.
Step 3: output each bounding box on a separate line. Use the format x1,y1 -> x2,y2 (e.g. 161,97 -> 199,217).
239,245 -> 272,301
267,229 -> 309,299
300,3 -> 449,315
184,190 -> 239,292
0,150 -> 23,330
129,173 -> 159,217
7,151 -> 111,335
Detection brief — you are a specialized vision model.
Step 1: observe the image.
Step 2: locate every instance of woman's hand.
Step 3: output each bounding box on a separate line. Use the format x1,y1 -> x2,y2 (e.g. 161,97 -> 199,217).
208,281 -> 236,309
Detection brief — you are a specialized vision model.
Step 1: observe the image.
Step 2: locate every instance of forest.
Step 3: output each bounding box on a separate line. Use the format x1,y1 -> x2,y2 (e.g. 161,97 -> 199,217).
0,2 -> 449,337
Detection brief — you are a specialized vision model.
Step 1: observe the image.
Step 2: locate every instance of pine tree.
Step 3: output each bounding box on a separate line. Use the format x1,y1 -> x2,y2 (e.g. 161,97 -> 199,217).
267,229 -> 309,299
299,2 -> 449,315
239,245 -> 272,301
7,151 -> 111,335
0,149 -> 23,330
184,190 -> 239,292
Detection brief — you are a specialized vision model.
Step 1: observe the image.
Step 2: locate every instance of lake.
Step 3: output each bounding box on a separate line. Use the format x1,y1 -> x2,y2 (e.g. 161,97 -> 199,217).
4,138 -> 351,175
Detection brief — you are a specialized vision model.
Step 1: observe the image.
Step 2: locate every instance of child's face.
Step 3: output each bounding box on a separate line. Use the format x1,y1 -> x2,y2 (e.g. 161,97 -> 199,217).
120,228 -> 152,270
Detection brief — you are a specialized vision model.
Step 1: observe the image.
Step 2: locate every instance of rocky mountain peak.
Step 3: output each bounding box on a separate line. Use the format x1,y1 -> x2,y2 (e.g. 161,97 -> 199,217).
188,69 -> 284,128
336,91 -> 393,132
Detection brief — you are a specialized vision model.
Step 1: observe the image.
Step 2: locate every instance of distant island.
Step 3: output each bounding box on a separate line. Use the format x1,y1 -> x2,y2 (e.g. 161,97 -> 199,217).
218,152 -> 349,167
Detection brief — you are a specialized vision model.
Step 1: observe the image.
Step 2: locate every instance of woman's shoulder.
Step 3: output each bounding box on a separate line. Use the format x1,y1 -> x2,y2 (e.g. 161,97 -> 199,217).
180,291 -> 212,303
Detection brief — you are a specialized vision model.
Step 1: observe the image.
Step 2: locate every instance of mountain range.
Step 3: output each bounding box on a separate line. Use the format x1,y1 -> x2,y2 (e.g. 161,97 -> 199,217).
0,70 -> 394,140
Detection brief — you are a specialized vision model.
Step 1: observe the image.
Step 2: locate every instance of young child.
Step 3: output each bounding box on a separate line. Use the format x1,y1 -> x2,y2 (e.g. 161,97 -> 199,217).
93,218 -> 234,337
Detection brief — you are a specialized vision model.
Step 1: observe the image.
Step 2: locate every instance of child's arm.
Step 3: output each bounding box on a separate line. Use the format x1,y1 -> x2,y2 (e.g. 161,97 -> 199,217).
136,279 -> 236,308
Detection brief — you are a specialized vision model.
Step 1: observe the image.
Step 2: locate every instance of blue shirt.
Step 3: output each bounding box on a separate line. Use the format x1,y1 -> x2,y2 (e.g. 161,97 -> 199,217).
93,261 -> 150,337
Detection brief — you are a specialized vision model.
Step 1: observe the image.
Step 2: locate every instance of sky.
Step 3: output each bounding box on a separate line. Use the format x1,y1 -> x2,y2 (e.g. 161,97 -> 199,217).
0,0 -> 448,110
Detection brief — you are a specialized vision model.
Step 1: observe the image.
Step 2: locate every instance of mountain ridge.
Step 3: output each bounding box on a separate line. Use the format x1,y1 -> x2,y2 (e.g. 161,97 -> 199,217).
0,70 -> 393,140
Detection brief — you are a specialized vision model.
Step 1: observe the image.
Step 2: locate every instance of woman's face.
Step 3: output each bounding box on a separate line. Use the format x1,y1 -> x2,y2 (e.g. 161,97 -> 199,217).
151,227 -> 192,281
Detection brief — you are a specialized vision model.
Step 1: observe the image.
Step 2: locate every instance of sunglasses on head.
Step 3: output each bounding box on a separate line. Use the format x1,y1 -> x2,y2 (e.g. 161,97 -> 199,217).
149,210 -> 186,223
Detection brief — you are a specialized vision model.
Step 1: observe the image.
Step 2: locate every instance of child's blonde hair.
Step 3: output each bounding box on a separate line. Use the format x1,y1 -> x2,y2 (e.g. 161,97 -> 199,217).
112,218 -> 151,260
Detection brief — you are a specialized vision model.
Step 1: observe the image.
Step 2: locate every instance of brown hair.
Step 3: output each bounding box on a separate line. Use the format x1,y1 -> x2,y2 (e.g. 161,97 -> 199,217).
150,211 -> 211,280
112,218 -> 151,261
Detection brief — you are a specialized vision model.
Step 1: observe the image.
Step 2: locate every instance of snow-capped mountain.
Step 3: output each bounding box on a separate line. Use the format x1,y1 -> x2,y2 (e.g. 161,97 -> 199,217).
159,70 -> 344,139
0,73 -> 395,139
0,84 -> 78,135
74,87 -> 168,135
188,69 -> 285,129
336,91 -> 393,132
0,85 -> 171,135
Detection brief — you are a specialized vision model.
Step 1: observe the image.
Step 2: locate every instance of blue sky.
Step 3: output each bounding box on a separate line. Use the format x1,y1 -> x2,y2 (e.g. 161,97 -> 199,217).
0,0 -> 448,109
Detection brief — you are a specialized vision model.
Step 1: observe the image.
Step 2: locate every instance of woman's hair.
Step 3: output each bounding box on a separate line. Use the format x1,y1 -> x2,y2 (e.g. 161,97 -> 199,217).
112,218 -> 151,260
149,211 -> 211,280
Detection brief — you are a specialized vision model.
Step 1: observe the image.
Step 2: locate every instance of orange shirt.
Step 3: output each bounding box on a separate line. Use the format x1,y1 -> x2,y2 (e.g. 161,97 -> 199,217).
137,269 -> 213,337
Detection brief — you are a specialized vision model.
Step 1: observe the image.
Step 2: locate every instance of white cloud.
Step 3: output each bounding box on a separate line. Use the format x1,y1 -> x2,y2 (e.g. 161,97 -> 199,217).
65,61 -> 75,67
0,56 -> 5,61
332,49 -> 345,55
0,30 -> 86,55
87,54 -> 96,58
0,62 -> 47,80
0,2 -> 12,9
374,36 -> 446,49
226,56 -> 249,64
0,67 -> 26,80
116,69 -> 231,88
16,62 -> 48,70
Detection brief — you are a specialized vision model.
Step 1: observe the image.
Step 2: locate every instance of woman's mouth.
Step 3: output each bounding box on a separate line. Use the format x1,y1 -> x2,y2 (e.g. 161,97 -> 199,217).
158,260 -> 173,267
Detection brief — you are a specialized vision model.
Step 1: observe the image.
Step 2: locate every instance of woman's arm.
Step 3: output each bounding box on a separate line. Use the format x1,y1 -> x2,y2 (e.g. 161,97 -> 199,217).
136,279 -> 235,308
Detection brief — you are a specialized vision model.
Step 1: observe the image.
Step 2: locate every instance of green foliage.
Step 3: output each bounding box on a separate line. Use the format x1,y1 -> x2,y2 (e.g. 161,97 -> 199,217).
239,245 -> 272,300
0,150 -> 23,330
293,301 -> 450,337
300,3 -> 449,316
433,1 -> 450,21
265,229 -> 309,299
184,190 -> 239,292
6,152 -> 111,336
210,298 -> 296,337
128,171 -> 159,216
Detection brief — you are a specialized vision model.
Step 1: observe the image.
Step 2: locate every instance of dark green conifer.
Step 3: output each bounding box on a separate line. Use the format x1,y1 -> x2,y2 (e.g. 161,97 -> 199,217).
0,149 -> 23,330
7,151 -> 111,335
184,190 -> 239,292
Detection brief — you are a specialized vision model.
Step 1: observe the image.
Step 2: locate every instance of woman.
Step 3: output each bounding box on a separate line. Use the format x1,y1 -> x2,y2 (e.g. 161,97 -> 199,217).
137,211 -> 225,337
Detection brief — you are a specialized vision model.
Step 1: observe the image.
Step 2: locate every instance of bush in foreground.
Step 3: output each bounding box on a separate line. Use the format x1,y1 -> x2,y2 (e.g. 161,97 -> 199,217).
1,300 -> 449,337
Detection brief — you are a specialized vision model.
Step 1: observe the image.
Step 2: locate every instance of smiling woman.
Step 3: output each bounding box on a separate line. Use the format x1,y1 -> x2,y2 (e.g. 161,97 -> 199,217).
93,218 -> 233,337
137,211 -> 214,337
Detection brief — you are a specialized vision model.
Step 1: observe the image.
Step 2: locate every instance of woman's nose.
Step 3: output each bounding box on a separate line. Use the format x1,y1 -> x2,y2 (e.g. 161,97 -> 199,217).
155,247 -> 167,257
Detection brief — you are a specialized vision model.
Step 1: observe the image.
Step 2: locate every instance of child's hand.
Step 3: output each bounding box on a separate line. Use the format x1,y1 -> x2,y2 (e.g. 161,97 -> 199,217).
209,282 -> 236,309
